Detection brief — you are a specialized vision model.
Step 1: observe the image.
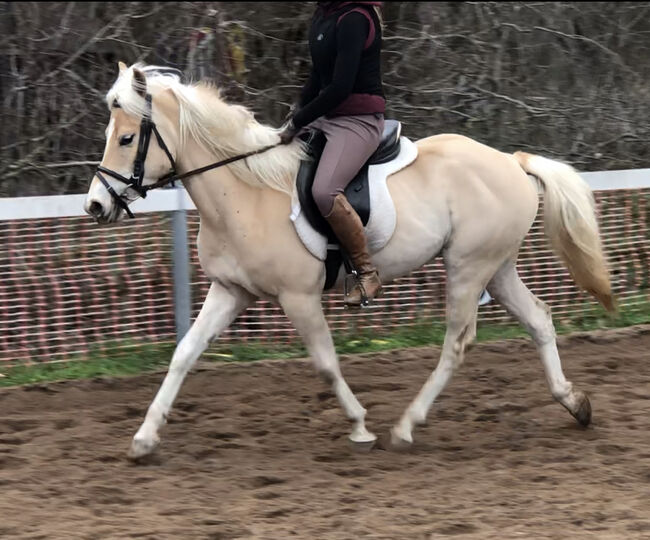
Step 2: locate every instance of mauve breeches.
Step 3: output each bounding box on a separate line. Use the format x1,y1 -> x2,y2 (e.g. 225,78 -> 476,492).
301,113 -> 385,216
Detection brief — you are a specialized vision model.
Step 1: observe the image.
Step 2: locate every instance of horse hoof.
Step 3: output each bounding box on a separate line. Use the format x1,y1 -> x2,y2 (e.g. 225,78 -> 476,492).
572,391 -> 592,427
348,438 -> 376,453
127,435 -> 159,461
348,427 -> 377,453
384,427 -> 413,452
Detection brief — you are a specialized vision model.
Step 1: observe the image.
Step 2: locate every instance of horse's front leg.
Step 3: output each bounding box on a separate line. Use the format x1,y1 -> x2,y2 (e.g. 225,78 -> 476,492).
279,292 -> 376,448
128,281 -> 253,460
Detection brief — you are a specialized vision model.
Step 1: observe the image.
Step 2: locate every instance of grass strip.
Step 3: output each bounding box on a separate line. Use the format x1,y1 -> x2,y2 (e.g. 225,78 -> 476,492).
1,300 -> 648,388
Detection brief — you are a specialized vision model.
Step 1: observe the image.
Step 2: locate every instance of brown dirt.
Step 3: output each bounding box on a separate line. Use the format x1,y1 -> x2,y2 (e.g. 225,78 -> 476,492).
1,327 -> 649,540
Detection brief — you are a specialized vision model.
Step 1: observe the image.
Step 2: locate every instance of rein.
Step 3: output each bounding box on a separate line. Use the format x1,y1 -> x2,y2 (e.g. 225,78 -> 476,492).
96,92 -> 279,219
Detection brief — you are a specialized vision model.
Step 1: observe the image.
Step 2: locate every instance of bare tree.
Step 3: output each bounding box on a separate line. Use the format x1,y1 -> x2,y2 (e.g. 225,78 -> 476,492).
1,2 -> 649,197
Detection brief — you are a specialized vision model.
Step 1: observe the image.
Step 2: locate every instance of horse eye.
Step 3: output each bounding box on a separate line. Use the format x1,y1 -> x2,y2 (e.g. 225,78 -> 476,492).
119,134 -> 135,146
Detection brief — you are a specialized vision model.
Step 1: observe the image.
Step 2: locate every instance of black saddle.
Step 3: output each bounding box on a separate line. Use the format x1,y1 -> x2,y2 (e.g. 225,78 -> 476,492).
295,119 -> 401,290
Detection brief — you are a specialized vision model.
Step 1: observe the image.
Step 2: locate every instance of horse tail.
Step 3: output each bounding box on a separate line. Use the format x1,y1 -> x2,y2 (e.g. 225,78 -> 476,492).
514,151 -> 616,312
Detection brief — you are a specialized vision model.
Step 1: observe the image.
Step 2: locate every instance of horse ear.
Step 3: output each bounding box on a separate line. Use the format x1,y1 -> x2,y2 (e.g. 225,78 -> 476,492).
132,68 -> 147,97
118,61 -> 127,74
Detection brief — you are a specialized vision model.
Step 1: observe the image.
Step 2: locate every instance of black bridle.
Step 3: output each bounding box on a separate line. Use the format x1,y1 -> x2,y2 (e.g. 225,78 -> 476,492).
96,92 -> 279,219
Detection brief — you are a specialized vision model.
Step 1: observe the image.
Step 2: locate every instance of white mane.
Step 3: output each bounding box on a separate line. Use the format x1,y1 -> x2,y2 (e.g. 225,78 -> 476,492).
106,63 -> 305,195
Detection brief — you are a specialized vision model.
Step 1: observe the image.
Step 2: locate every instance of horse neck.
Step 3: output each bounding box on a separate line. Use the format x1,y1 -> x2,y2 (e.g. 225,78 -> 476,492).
178,137 -> 260,227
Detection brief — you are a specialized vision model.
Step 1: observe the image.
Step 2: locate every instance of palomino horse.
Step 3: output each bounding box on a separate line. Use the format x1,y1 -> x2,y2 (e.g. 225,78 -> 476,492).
85,63 -> 614,460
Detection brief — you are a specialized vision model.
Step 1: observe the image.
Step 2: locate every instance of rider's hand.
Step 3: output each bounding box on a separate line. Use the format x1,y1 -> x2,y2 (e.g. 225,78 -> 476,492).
282,104 -> 296,125
279,120 -> 297,145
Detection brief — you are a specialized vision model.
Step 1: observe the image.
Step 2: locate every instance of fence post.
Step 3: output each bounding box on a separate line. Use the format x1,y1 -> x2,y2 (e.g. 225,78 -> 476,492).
171,190 -> 191,343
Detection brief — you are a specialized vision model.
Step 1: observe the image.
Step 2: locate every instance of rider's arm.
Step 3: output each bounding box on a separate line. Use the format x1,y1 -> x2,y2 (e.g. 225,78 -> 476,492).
292,11 -> 369,130
299,65 -> 321,108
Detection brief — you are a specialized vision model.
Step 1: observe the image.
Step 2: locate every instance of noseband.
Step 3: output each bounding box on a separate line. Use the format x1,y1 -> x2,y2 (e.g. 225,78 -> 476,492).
95,92 -> 278,219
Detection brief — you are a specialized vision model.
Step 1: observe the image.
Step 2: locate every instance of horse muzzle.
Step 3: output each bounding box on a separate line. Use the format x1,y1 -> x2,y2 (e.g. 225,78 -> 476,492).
84,196 -> 124,224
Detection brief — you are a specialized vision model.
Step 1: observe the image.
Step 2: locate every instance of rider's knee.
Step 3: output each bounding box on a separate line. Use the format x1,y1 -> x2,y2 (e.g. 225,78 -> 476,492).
311,184 -> 335,216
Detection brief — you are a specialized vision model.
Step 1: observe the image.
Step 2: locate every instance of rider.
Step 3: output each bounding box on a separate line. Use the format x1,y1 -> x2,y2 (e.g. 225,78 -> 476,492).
280,1 -> 385,307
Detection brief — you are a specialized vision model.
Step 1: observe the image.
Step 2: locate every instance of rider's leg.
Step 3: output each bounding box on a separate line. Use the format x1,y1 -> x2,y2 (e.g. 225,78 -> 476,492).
311,114 -> 385,306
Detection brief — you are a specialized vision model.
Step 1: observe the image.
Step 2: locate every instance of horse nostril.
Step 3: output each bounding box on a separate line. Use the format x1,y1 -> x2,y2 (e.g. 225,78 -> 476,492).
89,201 -> 103,217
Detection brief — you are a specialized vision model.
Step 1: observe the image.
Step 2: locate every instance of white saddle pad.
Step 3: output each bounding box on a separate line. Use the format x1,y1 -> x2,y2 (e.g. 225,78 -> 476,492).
290,136 -> 419,261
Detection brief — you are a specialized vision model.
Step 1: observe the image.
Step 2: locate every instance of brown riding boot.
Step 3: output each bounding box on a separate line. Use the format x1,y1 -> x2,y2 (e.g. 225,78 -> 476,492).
325,194 -> 383,307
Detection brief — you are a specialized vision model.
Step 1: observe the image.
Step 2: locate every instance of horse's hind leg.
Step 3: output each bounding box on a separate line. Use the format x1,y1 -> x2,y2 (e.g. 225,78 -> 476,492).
391,266 -> 484,446
279,292 -> 375,447
487,261 -> 591,426
128,281 -> 253,460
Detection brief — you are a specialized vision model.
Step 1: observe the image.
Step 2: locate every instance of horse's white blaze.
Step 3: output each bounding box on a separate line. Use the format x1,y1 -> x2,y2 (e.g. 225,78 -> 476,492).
84,177 -> 112,216
84,118 -> 136,218
86,63 -> 612,459
104,116 -> 116,149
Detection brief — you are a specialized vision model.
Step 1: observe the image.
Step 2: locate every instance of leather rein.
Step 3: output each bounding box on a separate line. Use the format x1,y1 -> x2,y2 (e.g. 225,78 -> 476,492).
96,92 -> 279,218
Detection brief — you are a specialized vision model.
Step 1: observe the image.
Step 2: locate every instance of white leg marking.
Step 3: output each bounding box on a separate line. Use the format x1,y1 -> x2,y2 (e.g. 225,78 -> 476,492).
129,282 -> 252,459
488,263 -> 584,415
279,292 -> 375,444
393,271 -> 482,445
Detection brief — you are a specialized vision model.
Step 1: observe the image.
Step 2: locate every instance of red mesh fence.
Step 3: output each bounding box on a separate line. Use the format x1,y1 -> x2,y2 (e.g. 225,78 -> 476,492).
1,189 -> 648,366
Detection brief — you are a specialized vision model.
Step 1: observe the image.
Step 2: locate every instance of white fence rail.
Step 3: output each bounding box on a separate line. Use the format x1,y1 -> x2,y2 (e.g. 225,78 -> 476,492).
0,168 -> 649,366
2,169 -> 649,220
